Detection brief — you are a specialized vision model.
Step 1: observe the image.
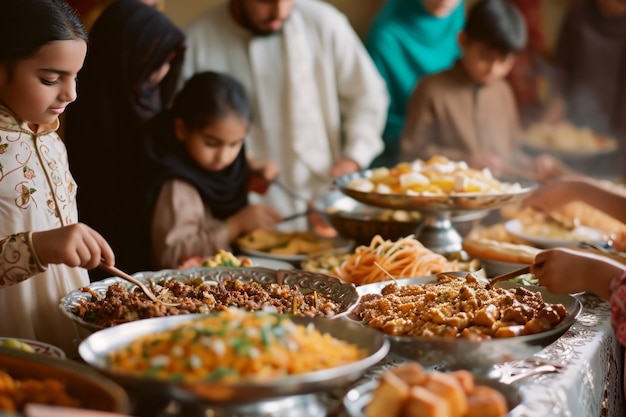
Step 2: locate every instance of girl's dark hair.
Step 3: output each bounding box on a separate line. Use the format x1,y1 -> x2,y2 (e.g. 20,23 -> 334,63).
464,0 -> 527,54
0,0 -> 87,62
173,71 -> 253,131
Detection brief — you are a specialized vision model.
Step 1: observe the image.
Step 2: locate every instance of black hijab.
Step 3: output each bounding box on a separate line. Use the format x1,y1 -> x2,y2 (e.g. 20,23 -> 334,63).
142,111 -> 250,222
64,0 -> 186,277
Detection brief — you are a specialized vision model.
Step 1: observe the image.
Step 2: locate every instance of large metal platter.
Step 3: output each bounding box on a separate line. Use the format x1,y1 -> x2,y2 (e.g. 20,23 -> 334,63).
333,170 -> 537,212
79,313 -> 389,405
60,266 -> 360,333
346,275 -> 582,371
343,375 -> 525,417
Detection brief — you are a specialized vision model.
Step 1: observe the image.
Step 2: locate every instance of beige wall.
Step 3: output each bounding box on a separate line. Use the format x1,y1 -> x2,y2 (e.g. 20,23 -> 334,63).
163,0 -> 570,49
163,0 -> 385,37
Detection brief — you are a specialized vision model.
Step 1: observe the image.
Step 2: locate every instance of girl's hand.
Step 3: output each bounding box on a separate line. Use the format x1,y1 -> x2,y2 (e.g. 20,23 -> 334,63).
248,160 -> 280,194
227,204 -> 282,239
31,223 -> 115,270
331,158 -> 359,178
532,248 -> 618,299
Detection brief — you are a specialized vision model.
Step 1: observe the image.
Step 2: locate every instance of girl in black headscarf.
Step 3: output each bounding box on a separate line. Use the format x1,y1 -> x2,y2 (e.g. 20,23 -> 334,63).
142,71 -> 281,269
64,0 -> 186,278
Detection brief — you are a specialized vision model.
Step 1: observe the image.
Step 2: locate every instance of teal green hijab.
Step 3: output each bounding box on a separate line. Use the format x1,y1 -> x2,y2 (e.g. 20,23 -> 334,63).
366,0 -> 465,167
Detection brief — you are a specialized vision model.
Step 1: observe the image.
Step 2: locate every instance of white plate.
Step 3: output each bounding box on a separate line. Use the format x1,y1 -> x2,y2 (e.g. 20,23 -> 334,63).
479,257 -> 530,277
239,237 -> 354,262
505,219 -> 605,249
0,337 -> 65,358
246,256 -> 294,270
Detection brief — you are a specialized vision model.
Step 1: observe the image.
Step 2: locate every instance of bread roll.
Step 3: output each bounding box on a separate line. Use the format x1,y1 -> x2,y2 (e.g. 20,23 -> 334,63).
462,236 -> 540,264
364,371 -> 409,417
404,385 -> 450,417
466,385 -> 508,417
389,362 -> 427,386
423,372 -> 468,417
448,369 -> 475,394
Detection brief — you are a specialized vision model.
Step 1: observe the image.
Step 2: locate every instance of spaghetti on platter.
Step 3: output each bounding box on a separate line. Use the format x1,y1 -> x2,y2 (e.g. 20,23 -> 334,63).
333,235 -> 457,285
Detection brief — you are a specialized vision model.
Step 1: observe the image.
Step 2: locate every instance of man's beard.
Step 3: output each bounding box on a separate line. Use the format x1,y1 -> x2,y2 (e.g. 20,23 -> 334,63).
237,5 -> 289,36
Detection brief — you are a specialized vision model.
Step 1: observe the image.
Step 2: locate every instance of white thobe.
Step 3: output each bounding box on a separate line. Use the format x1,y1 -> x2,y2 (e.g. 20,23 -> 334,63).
181,0 -> 388,226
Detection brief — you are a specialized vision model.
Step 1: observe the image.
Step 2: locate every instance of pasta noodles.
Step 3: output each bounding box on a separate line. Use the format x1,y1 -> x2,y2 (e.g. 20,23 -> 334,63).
107,309 -> 365,382
333,235 -> 457,285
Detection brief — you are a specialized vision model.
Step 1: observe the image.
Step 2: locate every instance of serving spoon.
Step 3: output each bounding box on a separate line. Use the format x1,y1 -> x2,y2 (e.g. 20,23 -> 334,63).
98,262 -> 180,307
486,265 -> 532,289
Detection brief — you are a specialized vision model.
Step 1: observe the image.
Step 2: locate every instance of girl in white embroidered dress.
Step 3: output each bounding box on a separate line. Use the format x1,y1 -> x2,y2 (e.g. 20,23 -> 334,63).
0,0 -> 115,356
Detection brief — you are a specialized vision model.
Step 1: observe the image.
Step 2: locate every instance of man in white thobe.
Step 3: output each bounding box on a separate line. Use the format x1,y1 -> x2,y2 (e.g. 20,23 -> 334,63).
181,0 -> 388,227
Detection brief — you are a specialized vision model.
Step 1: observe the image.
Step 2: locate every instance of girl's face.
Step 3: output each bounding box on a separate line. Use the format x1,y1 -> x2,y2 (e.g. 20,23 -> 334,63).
175,113 -> 248,172
0,39 -> 86,130
422,0 -> 462,17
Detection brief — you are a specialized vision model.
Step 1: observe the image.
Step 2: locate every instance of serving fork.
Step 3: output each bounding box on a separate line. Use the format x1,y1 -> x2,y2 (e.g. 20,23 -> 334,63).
496,359 -> 565,384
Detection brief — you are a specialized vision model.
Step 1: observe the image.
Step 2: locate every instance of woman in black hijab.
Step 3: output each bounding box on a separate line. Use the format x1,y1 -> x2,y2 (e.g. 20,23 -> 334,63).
64,0 -> 186,278
142,71 -> 281,269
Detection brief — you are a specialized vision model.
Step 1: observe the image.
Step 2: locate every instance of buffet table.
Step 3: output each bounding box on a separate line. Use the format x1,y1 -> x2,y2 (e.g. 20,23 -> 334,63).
126,293 -> 623,417
327,292 -> 623,417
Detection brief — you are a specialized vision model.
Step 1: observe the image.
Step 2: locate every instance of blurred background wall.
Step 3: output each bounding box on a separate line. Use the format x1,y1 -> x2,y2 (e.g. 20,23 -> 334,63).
69,0 -> 573,51
162,0 -> 570,49
162,0 -> 385,38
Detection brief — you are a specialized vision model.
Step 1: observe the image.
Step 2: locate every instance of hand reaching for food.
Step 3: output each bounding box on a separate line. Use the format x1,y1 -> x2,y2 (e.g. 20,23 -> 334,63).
247,154 -> 279,194
31,223 -> 115,270
226,204 -> 282,240
331,157 -> 359,178
532,247 -> 619,299
467,152 -> 503,176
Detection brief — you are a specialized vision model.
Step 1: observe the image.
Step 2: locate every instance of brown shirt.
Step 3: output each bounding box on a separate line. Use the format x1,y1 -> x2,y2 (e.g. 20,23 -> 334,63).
151,179 -> 230,269
400,62 -> 525,173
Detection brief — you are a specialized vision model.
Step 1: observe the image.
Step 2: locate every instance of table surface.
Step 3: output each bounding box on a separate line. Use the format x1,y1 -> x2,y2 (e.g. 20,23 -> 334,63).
125,293 -> 624,417
321,292 -> 622,417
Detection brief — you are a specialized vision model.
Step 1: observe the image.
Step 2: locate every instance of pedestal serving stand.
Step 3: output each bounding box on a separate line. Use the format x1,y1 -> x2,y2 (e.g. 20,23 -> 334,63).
333,172 -> 537,254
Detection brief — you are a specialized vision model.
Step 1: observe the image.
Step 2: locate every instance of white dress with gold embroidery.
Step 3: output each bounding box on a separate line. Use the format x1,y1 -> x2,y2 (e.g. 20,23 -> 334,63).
0,105 -> 88,356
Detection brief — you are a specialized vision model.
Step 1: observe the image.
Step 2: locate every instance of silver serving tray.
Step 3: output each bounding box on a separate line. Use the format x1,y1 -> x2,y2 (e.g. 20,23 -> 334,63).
346,276 -> 582,371
238,236 -> 354,262
333,170 -> 537,212
60,266 -> 360,333
79,313 -> 390,405
343,375 -> 525,417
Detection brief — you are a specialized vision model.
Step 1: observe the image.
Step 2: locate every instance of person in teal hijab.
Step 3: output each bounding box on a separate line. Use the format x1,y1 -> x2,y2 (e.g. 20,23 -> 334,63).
366,0 -> 465,167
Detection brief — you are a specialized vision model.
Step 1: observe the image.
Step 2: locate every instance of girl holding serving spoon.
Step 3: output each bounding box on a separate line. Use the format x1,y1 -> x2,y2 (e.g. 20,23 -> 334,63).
141,71 -> 282,270
0,0 -> 115,356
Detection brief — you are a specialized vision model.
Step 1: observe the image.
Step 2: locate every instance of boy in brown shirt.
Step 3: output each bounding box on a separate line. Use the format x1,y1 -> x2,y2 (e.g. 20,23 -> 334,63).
400,0 -> 563,181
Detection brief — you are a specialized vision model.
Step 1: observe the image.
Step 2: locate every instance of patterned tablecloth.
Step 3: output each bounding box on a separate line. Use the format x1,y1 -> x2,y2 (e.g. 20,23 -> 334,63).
125,293 -> 623,417
330,293 -> 624,417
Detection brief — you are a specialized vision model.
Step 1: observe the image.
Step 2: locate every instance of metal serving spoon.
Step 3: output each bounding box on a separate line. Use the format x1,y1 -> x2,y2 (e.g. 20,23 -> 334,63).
486,265 -> 532,289
98,262 -> 180,307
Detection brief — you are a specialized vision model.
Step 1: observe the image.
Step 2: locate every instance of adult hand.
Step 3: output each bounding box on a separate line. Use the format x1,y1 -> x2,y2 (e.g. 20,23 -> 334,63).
541,98 -> 565,124
31,223 -> 115,270
467,152 -> 503,176
522,175 -> 586,212
331,158 -> 359,178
